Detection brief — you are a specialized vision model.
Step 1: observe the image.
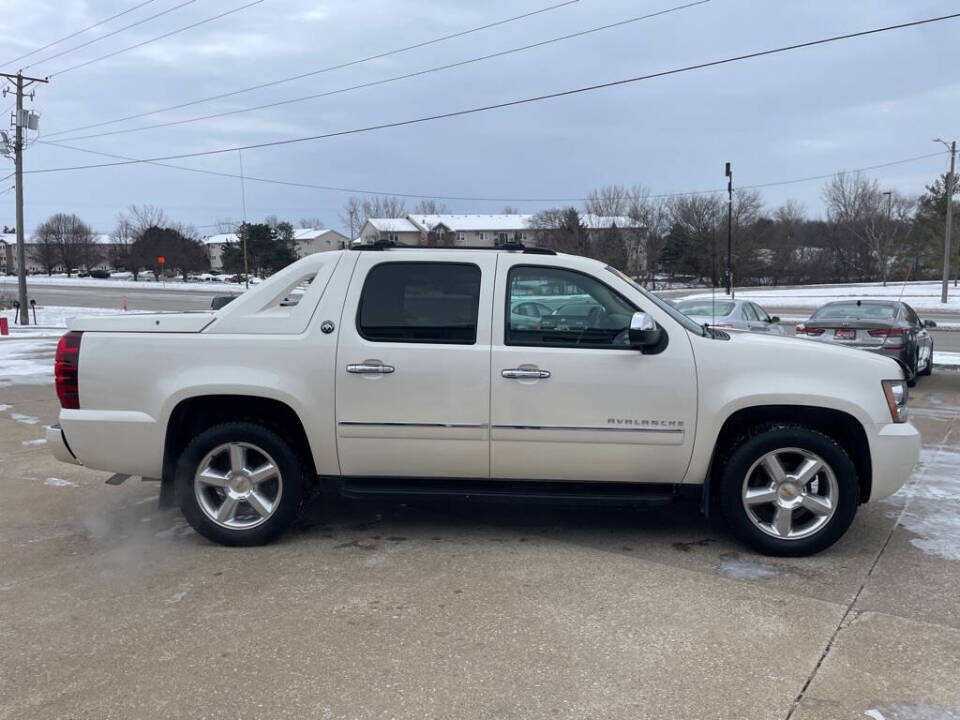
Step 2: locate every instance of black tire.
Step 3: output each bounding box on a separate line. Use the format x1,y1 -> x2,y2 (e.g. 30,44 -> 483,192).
920,342 -> 933,376
719,424 -> 860,557
175,422 -> 306,546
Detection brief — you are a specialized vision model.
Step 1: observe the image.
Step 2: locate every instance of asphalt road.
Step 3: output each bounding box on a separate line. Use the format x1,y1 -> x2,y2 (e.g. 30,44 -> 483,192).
0,277 -> 240,312
2,368 -> 959,719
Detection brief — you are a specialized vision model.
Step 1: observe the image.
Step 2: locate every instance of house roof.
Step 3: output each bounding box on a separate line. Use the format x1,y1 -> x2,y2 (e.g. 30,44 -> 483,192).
364,218 -> 420,233
294,228 -> 343,241
408,214 -> 533,232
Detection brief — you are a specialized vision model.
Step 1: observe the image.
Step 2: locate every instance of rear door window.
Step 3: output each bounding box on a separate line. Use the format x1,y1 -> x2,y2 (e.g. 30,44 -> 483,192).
357,262 -> 481,344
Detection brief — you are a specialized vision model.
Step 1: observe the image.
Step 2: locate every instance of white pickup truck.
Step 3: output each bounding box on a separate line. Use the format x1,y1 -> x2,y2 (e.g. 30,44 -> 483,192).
47,245 -> 920,555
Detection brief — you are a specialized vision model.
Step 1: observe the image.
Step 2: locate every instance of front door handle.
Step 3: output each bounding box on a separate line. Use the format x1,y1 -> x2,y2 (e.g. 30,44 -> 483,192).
347,363 -> 395,374
502,368 -> 551,379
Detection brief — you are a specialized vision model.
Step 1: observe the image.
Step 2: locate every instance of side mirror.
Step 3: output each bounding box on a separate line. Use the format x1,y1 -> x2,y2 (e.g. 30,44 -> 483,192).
628,311 -> 662,349
770,316 -> 781,323
923,319 -> 937,329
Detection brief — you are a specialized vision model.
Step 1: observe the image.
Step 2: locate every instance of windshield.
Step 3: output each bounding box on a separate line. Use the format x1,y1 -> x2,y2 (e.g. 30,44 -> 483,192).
604,266 -> 707,335
675,300 -> 735,317
812,302 -> 897,320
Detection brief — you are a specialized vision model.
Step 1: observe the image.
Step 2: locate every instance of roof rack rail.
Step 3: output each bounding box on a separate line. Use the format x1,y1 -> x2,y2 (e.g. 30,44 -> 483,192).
351,240 -> 556,255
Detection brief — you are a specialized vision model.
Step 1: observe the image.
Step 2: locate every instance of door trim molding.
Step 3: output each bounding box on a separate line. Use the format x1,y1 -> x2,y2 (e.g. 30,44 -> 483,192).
339,421 -> 488,429
491,424 -> 683,434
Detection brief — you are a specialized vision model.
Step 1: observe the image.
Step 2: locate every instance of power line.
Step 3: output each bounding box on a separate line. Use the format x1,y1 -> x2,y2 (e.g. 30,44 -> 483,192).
1,0 -> 161,69
21,0 -> 197,72
37,139 -> 585,201
54,0 -> 709,143
28,11 -> 960,173
44,0 -> 581,137
46,0 -> 267,78
738,152 -> 948,192
36,139 -> 949,203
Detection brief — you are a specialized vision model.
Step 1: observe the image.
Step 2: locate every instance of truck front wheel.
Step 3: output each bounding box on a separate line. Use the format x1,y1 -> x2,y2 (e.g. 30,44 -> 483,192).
175,422 -> 305,546
719,424 -> 860,557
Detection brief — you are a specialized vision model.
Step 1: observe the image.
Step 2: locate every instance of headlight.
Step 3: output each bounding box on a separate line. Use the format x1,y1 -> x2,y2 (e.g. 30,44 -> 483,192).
882,379 -> 908,423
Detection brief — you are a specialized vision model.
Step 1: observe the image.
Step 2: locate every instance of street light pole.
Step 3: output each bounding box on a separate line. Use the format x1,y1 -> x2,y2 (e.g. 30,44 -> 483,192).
725,162 -> 733,298
934,139 -> 955,304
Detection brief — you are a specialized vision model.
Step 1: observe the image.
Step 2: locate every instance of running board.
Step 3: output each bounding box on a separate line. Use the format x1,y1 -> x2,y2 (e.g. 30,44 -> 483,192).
334,477 -> 677,506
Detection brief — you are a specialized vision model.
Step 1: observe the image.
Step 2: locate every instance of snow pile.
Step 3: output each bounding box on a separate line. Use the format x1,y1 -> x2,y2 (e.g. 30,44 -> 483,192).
683,281 -> 960,311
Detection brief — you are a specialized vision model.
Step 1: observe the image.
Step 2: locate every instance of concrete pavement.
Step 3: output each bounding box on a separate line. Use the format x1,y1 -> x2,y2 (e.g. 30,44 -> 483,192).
1,372 -> 958,719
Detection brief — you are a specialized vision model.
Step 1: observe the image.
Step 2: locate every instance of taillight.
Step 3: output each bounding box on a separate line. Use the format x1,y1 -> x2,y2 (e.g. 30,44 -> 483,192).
55,331 -> 82,409
796,324 -> 823,336
868,327 -> 906,348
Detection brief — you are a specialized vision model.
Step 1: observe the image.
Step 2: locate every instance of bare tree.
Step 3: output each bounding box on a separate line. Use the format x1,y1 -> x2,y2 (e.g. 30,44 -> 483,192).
501,206 -> 520,215
413,199 -> 448,215
585,185 -> 632,217
626,187 -> 669,285
30,218 -> 61,275
124,204 -> 168,234
663,194 -> 723,284
362,195 -> 407,219
341,195 -> 407,240
35,213 -> 98,276
340,198 -> 363,241
298,216 -> 325,229
529,208 -> 589,256
110,214 -> 136,275
823,172 -> 893,284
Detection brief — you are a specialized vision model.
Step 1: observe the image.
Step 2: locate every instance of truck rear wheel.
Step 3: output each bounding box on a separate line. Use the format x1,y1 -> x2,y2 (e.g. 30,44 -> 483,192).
719,424 -> 860,557
175,422 -> 305,546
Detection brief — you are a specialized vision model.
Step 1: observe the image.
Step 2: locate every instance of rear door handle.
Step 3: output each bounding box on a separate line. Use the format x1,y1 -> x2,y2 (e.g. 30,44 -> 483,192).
502,368 -> 551,379
347,363 -> 395,374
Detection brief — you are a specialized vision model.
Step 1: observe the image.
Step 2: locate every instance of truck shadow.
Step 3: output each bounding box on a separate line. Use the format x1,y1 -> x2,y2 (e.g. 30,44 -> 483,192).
295,492 -> 727,554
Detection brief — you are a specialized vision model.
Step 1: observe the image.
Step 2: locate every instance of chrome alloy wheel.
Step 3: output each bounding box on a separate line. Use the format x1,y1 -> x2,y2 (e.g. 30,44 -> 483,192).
741,447 -> 838,541
194,442 -> 283,530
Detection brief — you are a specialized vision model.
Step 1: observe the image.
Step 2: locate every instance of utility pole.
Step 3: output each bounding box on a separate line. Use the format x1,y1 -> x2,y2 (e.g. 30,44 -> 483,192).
2,71 -> 48,325
882,191 -> 892,287
238,150 -> 249,289
934,139 -> 955,304
725,162 -> 733,298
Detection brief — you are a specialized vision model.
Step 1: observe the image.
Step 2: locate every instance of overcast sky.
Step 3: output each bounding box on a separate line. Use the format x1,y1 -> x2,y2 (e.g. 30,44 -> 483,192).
1,0 -> 958,236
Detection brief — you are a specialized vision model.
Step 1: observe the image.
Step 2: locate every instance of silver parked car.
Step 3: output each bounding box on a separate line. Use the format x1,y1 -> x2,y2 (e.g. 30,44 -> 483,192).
674,298 -> 786,335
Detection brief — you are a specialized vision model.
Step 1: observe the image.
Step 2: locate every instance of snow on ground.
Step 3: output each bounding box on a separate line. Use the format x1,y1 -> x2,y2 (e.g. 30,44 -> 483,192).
893,446 -> 960,561
935,352 -> 960,367
0,338 -> 57,388
43,477 -> 78,488
0,274 -> 249,294
683,281 -> 960,312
